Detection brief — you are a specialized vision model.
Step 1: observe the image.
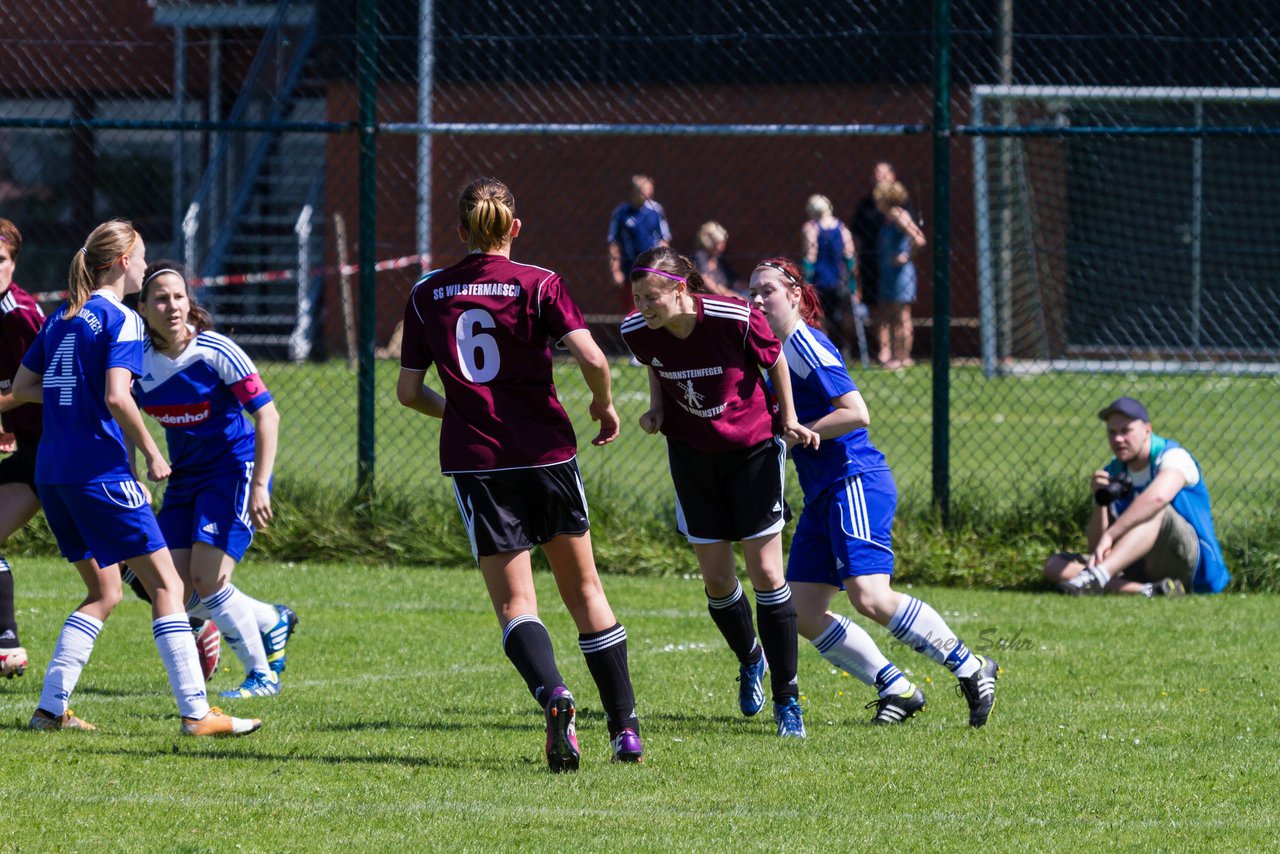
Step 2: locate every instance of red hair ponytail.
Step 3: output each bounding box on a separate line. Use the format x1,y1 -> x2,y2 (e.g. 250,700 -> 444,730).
756,256 -> 824,329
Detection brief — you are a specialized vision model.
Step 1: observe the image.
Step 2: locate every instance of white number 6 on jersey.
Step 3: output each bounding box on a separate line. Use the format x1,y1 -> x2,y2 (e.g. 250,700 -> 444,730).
455,308 -> 500,383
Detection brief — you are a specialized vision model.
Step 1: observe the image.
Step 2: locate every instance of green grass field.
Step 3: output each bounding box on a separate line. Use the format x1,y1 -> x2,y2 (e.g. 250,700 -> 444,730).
1,558 -> 1277,851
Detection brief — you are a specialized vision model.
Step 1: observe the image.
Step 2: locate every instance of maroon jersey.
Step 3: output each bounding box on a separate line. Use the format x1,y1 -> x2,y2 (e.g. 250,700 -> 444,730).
621,294 -> 781,454
0,283 -> 45,436
400,253 -> 588,474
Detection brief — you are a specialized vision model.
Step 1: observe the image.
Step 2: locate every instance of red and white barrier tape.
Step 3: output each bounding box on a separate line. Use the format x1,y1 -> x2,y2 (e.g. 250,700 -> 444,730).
33,252 -> 430,303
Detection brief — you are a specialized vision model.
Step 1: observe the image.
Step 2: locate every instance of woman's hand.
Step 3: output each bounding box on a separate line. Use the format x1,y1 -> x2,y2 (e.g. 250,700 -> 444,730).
144,452 -> 171,482
639,409 -> 663,435
783,420 -> 820,450
250,484 -> 273,529
589,399 -> 620,446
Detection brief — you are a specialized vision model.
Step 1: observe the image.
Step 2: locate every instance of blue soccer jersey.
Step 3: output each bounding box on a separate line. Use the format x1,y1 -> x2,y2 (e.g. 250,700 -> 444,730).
21,291 -> 144,484
134,330 -> 273,475
779,321 -> 888,497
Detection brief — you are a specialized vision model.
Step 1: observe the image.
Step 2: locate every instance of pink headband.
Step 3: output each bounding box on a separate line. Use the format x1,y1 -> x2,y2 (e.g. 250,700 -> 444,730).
633,266 -> 687,284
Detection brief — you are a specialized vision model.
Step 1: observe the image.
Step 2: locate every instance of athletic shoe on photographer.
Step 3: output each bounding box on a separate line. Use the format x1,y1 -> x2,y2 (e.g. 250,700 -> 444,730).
1056,567 -> 1103,596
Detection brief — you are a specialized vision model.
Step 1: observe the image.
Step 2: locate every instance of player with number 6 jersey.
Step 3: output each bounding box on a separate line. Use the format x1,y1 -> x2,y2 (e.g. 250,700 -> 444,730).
397,177 -> 642,771
13,220 -> 259,736
132,261 -> 295,701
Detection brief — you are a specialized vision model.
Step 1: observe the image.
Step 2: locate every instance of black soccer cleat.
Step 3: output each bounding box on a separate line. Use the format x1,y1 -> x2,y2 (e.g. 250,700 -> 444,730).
956,655 -> 1000,728
866,685 -> 927,725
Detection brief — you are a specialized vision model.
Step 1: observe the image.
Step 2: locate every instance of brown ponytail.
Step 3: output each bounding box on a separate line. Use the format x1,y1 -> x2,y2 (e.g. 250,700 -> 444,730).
630,246 -> 705,293
140,260 -> 214,345
757,256 -> 824,329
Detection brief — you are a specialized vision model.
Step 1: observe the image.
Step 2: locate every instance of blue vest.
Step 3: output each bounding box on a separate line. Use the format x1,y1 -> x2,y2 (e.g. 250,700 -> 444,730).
1106,435 -> 1229,593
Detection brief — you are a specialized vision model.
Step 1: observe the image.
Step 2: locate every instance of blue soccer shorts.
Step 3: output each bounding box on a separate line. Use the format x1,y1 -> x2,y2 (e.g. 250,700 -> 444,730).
38,479 -> 166,568
786,468 -> 897,587
158,465 -> 261,562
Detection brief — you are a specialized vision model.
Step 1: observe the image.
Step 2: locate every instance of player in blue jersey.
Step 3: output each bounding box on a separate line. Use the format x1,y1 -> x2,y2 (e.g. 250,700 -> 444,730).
132,261 -> 295,699
11,220 -> 260,736
749,256 -> 999,727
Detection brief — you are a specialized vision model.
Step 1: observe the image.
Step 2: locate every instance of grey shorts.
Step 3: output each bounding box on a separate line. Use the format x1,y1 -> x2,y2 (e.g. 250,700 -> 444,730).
1121,507 -> 1199,584
1055,507 -> 1198,585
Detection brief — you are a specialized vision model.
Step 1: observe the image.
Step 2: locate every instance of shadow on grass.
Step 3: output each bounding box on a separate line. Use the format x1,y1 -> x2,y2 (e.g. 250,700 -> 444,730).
77,741 -> 540,771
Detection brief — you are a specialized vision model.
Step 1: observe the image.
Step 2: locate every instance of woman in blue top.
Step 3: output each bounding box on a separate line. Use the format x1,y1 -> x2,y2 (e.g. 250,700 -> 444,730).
749,256 -> 999,728
873,182 -> 926,369
12,220 -> 259,736
132,261 -> 295,700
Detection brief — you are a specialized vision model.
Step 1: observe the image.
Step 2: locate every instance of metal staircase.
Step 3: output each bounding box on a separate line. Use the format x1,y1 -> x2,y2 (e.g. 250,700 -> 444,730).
167,0 -> 325,360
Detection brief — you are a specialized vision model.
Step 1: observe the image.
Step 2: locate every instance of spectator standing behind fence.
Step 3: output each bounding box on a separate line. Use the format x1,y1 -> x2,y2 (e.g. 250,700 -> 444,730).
12,219 -> 260,736
608,175 -> 671,313
622,246 -> 819,739
801,194 -> 857,358
132,261 -> 296,700
874,181 -> 926,369
397,177 -> 642,771
692,220 -> 742,298
850,162 -> 895,357
0,218 -> 45,680
749,256 -> 999,727
1046,397 -> 1229,596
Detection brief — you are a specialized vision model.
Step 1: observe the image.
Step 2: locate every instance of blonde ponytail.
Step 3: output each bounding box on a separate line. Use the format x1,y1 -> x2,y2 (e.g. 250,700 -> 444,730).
458,178 -> 516,253
66,220 -> 138,319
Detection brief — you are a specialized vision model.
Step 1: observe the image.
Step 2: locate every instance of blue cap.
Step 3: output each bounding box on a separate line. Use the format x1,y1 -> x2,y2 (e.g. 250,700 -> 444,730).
1098,397 -> 1149,422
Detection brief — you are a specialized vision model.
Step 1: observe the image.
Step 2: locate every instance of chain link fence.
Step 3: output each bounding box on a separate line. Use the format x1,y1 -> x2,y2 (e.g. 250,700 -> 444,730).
2,0 -> 1278,565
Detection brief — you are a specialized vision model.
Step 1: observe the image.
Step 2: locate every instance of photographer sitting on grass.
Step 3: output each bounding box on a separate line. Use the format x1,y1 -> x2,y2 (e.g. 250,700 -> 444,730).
1045,397 -> 1229,597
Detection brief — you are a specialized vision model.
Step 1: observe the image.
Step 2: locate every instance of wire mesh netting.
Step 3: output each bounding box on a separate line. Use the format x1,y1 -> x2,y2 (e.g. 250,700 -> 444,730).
1,0 -> 1278,553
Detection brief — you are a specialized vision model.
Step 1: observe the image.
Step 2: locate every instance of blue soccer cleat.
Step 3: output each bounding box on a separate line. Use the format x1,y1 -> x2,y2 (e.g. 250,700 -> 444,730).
773,697 -> 806,739
263,604 -> 298,674
218,669 -> 281,699
737,653 -> 768,717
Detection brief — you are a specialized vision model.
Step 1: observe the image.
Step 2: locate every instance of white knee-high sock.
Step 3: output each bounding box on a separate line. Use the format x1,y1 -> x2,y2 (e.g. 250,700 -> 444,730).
202,585 -> 270,675
247,597 -> 281,634
185,592 -> 213,622
887,595 -> 980,679
811,613 -> 891,686
152,614 -> 210,719
38,611 -> 103,716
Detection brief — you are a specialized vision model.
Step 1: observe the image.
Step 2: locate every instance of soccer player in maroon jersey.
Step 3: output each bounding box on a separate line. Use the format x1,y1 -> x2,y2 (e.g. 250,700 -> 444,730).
621,246 -> 819,738
0,218 -> 45,679
396,177 -> 641,771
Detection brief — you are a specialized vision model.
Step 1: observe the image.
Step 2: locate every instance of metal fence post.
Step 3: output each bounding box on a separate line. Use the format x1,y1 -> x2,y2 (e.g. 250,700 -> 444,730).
356,0 -> 378,500
932,0 -> 953,523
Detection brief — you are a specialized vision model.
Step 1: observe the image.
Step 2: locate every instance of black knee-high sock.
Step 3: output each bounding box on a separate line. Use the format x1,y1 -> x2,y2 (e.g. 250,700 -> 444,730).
502,615 -> 564,707
0,557 -> 18,647
755,584 -> 799,703
579,623 -> 639,736
706,582 -> 761,665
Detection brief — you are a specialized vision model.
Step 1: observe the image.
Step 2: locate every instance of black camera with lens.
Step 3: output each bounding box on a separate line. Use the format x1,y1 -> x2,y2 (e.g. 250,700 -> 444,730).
1094,470 -> 1134,506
